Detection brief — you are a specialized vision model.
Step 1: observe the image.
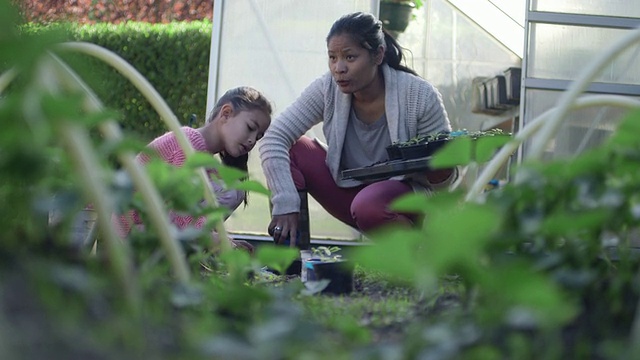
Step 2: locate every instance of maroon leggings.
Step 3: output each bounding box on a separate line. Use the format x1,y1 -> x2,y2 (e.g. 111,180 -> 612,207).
289,136 -> 415,232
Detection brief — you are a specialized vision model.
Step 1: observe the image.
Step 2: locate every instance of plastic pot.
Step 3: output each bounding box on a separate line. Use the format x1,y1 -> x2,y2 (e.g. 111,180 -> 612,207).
305,259 -> 355,295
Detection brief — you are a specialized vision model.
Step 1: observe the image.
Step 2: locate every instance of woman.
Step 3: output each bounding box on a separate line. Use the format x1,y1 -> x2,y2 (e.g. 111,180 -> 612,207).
259,12 -> 456,246
116,86 -> 272,252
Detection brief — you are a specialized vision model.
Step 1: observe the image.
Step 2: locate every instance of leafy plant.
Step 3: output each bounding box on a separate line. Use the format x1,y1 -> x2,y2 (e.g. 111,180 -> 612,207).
310,246 -> 344,262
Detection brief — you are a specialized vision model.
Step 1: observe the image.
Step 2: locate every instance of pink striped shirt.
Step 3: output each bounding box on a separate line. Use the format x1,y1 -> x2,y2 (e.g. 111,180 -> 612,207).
115,127 -> 244,238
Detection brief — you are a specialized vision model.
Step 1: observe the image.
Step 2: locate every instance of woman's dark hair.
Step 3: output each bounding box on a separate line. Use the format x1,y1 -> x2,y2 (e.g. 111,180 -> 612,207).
207,86 -> 273,205
326,11 -> 418,76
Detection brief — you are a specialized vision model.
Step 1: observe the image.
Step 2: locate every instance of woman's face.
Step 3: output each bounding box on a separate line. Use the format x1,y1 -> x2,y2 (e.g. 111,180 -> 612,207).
220,107 -> 271,157
327,33 -> 383,94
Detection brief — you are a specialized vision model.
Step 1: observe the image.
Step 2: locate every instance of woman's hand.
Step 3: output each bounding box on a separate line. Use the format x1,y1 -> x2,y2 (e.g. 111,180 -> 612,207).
268,213 -> 299,247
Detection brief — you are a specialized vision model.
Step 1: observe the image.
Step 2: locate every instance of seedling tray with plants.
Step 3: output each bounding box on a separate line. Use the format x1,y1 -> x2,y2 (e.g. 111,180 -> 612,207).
341,129 -> 512,181
387,131 -> 452,161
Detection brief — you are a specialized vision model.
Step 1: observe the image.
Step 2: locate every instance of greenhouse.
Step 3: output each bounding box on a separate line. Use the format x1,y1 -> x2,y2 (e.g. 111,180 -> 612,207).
209,0 -> 640,242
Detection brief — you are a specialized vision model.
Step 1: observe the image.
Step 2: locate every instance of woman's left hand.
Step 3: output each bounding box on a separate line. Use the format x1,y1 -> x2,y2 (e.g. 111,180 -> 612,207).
268,213 -> 299,247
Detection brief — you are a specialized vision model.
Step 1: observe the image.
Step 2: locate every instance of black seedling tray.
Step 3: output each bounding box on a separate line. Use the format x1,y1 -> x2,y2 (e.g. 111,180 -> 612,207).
341,156 -> 432,182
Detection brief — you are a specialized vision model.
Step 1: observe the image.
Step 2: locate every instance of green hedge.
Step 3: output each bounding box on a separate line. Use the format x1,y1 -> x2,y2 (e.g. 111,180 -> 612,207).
40,21 -> 213,141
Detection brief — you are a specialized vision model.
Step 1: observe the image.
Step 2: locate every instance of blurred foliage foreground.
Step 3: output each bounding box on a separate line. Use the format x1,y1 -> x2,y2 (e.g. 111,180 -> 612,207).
3,1 -> 640,359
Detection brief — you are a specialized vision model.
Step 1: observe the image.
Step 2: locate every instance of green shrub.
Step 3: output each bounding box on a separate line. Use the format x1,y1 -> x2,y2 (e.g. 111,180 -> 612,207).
22,20 -> 213,142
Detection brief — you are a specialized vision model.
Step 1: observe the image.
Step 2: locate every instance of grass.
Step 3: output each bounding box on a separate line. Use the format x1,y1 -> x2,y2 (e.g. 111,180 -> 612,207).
280,266 -> 465,346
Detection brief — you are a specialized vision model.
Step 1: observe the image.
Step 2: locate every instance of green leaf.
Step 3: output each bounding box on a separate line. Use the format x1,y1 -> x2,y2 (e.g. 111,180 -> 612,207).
98,136 -> 147,159
475,135 -> 511,163
390,189 -> 464,214
215,165 -> 248,185
423,202 -> 501,275
540,209 -> 609,236
219,248 -> 253,283
430,137 -> 473,168
353,227 -> 429,283
232,180 -> 271,196
607,109 -> 640,148
255,245 -> 299,275
184,152 -> 221,169
41,93 -> 86,123
479,263 -> 577,327
388,192 -> 431,213
81,109 -> 123,127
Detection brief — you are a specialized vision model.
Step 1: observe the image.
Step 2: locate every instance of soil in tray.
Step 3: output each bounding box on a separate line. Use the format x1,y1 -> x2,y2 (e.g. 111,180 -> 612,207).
394,138 -> 450,160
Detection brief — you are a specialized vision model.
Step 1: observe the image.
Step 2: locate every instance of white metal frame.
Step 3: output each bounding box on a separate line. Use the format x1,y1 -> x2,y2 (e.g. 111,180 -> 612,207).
518,0 -> 640,162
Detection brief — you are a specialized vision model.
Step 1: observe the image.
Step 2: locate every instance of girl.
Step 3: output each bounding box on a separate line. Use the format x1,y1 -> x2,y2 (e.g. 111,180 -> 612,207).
117,86 -> 272,252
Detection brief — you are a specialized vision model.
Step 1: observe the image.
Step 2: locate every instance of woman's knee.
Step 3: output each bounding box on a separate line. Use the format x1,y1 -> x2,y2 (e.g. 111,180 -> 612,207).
350,181 -> 413,231
290,136 -> 329,190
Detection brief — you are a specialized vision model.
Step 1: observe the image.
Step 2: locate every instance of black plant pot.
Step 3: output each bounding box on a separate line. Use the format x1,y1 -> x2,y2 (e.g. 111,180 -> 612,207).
307,260 -> 355,295
379,2 -> 415,34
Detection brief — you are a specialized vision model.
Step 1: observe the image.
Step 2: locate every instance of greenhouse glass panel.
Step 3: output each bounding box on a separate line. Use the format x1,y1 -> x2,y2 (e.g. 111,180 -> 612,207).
401,0 -> 521,131
531,0 -> 640,19
523,89 -> 637,159
527,23 -> 640,85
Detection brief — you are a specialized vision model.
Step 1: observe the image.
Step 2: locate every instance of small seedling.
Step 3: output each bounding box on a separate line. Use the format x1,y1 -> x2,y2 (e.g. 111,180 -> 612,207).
310,246 -> 343,262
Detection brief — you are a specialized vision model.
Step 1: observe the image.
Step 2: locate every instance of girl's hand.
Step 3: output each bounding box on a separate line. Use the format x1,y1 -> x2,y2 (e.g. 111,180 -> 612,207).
231,239 -> 255,254
268,213 -> 299,247
211,231 -> 253,254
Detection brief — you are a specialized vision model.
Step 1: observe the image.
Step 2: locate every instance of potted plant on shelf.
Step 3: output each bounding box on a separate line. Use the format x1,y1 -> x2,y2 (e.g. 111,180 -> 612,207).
379,0 -> 424,37
302,246 -> 355,295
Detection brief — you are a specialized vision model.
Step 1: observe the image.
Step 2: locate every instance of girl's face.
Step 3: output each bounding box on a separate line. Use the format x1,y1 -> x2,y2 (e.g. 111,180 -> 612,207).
220,106 -> 271,157
327,33 -> 383,94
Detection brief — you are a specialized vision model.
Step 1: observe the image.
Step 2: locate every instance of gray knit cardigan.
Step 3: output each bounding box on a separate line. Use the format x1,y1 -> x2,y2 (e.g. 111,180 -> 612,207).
259,64 -> 451,216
